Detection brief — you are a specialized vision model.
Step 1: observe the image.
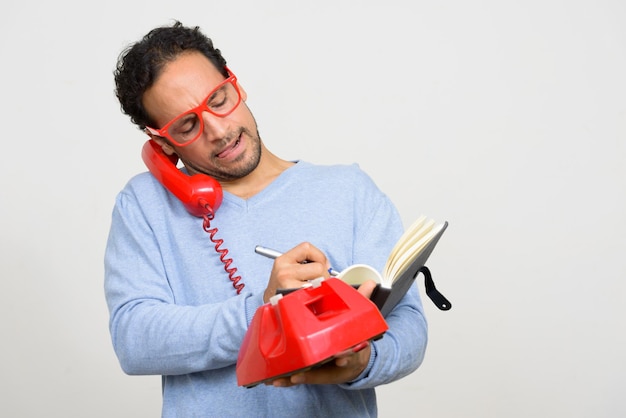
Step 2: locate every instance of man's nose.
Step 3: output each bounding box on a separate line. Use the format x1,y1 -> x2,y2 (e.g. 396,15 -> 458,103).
201,110 -> 229,141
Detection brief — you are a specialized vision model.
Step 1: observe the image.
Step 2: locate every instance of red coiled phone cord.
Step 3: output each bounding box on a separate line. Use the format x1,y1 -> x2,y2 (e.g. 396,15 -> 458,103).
201,206 -> 245,294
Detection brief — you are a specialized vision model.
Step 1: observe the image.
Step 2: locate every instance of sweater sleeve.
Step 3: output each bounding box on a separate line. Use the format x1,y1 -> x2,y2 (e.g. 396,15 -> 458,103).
339,169 -> 428,389
104,180 -> 264,376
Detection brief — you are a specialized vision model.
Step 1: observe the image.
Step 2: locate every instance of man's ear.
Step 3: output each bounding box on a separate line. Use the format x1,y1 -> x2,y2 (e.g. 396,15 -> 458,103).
237,81 -> 248,102
145,130 -> 177,156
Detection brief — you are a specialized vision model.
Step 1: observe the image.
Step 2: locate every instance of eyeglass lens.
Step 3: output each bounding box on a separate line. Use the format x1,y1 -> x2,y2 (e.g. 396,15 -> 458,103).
167,81 -> 240,144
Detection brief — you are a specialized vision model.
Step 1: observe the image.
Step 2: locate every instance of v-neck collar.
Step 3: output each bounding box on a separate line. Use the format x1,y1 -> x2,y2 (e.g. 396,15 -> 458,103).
221,161 -> 306,209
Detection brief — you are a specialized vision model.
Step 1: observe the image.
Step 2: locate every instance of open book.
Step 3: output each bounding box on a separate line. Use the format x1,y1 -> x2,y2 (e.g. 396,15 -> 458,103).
336,215 -> 450,316
271,215 -> 451,316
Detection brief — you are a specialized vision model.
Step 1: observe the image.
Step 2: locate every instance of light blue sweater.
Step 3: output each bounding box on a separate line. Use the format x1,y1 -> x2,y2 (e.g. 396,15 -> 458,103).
104,161 -> 428,417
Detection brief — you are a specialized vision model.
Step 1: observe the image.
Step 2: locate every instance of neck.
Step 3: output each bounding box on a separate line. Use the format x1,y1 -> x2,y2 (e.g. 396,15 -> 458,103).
220,144 -> 294,199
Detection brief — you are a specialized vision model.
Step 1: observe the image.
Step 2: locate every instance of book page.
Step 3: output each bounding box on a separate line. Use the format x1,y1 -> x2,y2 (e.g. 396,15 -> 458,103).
383,216 -> 443,285
385,216 -> 430,269
337,264 -> 384,286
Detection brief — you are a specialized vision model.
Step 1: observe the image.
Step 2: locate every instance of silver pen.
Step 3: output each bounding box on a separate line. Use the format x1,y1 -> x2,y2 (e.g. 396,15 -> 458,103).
254,245 -> 340,276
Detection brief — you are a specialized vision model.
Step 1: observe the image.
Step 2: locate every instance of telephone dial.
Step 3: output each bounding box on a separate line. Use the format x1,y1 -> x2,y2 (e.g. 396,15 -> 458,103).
141,139 -> 244,293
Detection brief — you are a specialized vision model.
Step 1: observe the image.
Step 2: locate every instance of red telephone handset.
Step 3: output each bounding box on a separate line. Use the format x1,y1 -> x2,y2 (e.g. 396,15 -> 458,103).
141,140 -> 223,217
141,139 -> 244,293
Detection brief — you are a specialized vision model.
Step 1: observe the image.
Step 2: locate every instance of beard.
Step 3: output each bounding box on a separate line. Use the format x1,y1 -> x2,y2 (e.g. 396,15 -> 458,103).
181,125 -> 263,182
213,126 -> 263,181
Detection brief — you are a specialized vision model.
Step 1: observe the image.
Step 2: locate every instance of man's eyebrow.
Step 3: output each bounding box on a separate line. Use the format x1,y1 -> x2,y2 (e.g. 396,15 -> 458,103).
209,84 -> 227,97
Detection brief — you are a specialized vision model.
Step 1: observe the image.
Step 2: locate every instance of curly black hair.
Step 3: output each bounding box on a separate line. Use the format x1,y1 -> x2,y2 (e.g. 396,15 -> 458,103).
114,21 -> 228,130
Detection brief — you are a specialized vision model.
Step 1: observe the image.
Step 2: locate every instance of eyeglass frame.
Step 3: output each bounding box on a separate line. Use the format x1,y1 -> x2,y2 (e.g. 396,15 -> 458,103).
145,67 -> 242,147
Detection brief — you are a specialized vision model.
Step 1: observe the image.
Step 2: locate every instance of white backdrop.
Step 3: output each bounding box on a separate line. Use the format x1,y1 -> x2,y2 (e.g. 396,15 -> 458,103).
1,1 -> 625,417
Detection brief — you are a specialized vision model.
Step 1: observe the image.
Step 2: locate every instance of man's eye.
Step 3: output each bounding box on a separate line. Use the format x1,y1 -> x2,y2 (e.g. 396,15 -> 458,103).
178,119 -> 196,133
171,116 -> 199,139
208,90 -> 228,108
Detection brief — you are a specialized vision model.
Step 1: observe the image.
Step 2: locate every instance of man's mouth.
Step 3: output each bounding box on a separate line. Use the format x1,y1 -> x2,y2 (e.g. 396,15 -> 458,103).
216,136 -> 241,159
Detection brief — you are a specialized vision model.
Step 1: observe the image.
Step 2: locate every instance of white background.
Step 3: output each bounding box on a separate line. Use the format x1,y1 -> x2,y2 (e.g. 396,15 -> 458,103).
1,0 -> 624,417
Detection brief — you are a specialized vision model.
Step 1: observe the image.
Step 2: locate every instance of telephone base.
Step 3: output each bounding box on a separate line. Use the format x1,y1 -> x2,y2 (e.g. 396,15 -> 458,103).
236,278 -> 388,388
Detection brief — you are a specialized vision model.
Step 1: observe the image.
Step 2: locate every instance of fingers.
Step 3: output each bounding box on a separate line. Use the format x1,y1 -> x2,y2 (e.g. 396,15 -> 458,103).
281,242 -> 331,273
264,242 -> 331,303
274,243 -> 331,284
333,341 -> 370,359
356,280 -> 377,299
265,377 -> 292,388
332,340 -> 370,367
271,343 -> 371,386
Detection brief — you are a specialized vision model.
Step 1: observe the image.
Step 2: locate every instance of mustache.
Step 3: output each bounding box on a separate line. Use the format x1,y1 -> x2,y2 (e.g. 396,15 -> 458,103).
216,127 -> 248,148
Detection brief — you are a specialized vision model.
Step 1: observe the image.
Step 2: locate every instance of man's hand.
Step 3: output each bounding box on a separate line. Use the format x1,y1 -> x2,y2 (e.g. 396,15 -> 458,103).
267,341 -> 372,387
263,242 -> 332,303
263,251 -> 380,386
355,279 -> 377,299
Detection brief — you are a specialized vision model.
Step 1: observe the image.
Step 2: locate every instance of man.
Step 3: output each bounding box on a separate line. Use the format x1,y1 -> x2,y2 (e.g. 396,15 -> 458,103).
105,21 -> 427,417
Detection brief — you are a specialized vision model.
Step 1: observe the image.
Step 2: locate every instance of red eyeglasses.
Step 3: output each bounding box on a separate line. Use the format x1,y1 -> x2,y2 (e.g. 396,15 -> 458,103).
145,67 -> 242,147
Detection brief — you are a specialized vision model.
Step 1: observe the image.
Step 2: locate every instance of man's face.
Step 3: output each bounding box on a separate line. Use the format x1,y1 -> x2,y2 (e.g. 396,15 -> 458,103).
143,51 -> 262,182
